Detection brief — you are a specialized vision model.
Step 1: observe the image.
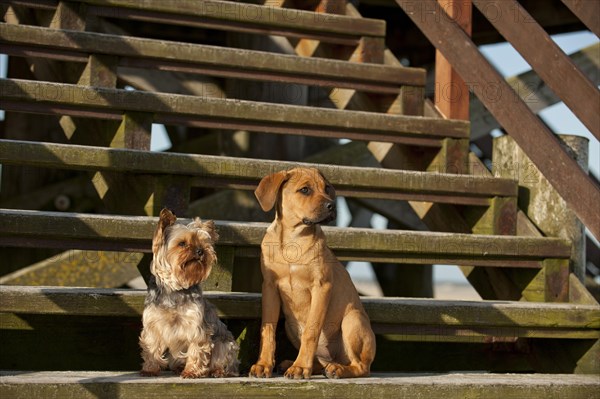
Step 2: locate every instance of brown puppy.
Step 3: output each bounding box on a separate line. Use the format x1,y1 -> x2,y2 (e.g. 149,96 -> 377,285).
249,167 -> 375,379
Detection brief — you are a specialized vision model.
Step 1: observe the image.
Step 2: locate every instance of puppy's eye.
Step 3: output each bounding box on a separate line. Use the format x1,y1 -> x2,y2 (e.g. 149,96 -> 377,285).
299,187 -> 311,195
178,241 -> 186,247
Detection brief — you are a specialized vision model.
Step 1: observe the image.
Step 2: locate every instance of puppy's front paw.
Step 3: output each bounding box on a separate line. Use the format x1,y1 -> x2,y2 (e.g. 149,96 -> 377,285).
249,362 -> 273,378
284,364 -> 312,380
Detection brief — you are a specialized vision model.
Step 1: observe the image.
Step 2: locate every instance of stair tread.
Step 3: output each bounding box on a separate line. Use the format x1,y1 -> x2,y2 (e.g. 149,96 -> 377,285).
2,286 -> 597,336
2,370 -> 597,384
0,209 -> 571,268
1,371 -> 598,399
0,79 -> 468,146
0,23 -> 424,92
0,139 -> 512,208
80,0 -> 386,40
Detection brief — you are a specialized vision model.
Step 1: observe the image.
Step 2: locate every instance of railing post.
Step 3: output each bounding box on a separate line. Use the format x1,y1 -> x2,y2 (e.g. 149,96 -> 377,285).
493,134 -> 589,284
434,1 -> 471,174
435,0 -> 471,121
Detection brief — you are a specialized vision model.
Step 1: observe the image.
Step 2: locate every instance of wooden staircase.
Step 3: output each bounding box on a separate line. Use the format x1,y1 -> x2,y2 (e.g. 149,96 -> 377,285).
0,0 -> 598,397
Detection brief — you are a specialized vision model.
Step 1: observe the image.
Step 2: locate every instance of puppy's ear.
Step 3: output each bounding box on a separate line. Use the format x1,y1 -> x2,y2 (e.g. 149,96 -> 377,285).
255,170 -> 288,212
190,218 -> 219,243
152,208 -> 176,254
319,170 -> 336,199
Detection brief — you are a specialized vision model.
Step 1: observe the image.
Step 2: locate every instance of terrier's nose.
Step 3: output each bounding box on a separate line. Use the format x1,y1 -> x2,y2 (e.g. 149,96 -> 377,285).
196,248 -> 204,257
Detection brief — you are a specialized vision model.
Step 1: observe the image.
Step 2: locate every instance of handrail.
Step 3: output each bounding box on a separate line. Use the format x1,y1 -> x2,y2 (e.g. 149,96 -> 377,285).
560,0 -> 600,37
472,0 -> 599,141
396,0 -> 600,241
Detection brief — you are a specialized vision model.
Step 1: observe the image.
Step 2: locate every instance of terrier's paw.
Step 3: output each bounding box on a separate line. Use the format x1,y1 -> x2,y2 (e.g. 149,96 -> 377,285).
140,369 -> 160,377
180,369 -> 209,379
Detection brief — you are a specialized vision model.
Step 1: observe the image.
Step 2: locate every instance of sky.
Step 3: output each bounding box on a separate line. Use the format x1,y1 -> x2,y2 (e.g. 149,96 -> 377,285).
0,30 -> 598,286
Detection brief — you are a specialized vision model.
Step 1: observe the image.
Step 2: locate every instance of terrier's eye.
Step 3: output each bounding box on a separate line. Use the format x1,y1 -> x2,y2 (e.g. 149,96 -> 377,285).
178,241 -> 186,247
299,187 -> 311,195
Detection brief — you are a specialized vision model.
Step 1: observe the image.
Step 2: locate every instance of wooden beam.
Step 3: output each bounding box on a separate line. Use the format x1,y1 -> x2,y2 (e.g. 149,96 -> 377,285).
435,0 -> 471,120
1,371 -> 599,398
396,0 -> 600,241
0,209 -> 571,265
561,0 -> 600,37
470,43 -> 600,140
0,79 -> 468,146
0,140 -> 517,204
472,0 -> 600,141
0,23 -> 425,93
0,250 -> 141,287
1,287 -> 597,333
29,0 -> 386,44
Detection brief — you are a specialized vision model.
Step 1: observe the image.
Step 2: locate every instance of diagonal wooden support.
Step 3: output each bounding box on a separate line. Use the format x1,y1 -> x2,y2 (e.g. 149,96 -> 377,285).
471,43 -> 600,140
472,0 -> 600,141
396,0 -> 600,241
560,0 -> 600,37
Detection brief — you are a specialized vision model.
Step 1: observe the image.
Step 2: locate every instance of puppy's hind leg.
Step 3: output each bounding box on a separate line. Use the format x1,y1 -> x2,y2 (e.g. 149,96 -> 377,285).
323,310 -> 375,379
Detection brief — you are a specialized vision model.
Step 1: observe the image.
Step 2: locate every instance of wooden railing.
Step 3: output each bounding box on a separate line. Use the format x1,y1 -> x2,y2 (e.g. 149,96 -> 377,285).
396,0 -> 600,241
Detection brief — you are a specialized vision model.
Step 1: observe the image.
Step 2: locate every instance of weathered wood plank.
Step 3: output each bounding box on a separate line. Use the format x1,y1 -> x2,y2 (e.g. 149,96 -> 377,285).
0,314 -> 564,371
493,134 -> 588,281
0,250 -> 141,287
472,0 -> 600,141
0,23 -> 425,93
0,209 -> 571,264
1,286 -> 597,332
1,0 -> 385,43
0,139 -> 516,204
561,0 -> 600,37
470,43 -> 600,140
0,78 -> 469,145
434,0 -> 471,121
1,371 -> 598,399
395,0 -> 600,241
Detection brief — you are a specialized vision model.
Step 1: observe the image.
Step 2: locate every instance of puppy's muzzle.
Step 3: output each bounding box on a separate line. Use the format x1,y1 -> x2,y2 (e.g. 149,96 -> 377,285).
303,201 -> 337,225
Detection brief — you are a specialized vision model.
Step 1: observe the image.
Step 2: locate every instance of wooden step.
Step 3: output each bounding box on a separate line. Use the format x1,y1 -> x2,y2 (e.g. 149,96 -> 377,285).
0,209 -> 570,267
2,286 -> 598,339
0,139 -> 510,207
2,286 -> 597,373
0,79 -> 467,147
1,0 -> 385,45
1,371 -> 598,399
0,23 -> 424,94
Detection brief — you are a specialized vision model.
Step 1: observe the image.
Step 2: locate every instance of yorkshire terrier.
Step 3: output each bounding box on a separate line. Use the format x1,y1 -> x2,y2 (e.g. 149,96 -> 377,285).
140,208 -> 239,378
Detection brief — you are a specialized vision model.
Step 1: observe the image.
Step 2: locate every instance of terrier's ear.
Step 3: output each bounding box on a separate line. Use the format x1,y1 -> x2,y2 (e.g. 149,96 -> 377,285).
152,208 -> 176,254
254,170 -> 289,212
191,218 -> 219,243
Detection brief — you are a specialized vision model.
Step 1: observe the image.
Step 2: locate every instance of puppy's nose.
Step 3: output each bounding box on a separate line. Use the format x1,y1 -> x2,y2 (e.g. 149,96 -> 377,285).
196,248 -> 204,257
326,201 -> 336,212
